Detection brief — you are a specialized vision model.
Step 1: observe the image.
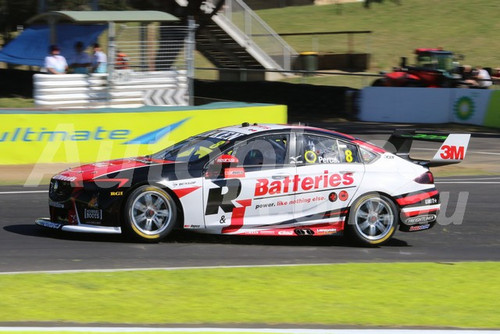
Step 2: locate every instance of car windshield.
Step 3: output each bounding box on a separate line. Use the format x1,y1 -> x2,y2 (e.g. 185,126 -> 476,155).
150,129 -> 243,162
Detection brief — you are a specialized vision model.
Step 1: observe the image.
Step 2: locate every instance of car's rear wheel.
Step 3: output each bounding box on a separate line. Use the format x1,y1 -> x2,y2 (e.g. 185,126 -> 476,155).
346,193 -> 398,246
123,185 -> 177,242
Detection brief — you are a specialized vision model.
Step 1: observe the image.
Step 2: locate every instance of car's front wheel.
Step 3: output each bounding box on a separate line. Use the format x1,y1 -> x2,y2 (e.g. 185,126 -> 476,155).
123,185 -> 178,242
346,193 -> 398,246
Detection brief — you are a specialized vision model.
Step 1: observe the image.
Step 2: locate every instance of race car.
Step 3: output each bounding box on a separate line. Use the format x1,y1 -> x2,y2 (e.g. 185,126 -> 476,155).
36,123 -> 470,245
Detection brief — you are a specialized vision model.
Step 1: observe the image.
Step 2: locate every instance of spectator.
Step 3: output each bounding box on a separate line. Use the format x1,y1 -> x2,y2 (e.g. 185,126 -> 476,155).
44,45 -> 68,74
475,66 -> 492,88
92,43 -> 107,73
462,65 -> 479,87
69,41 -> 91,74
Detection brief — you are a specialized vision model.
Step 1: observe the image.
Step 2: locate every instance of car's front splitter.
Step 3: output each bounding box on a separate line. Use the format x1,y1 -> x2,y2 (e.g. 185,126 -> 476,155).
35,218 -> 122,234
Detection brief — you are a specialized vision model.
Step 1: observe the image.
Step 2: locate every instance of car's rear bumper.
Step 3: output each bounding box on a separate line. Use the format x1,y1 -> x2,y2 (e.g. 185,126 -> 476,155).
35,218 -> 122,234
399,203 -> 440,232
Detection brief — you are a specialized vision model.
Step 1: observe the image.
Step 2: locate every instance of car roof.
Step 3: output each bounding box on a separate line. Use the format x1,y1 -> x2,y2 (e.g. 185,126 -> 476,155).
211,123 -> 386,154
218,123 -> 355,140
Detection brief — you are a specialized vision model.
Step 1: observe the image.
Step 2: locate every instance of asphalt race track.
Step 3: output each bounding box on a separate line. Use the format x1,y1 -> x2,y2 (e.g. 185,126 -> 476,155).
0,131 -> 499,273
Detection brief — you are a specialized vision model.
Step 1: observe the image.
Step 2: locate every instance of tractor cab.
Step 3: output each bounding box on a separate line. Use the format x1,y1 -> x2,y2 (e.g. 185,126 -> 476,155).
414,48 -> 455,72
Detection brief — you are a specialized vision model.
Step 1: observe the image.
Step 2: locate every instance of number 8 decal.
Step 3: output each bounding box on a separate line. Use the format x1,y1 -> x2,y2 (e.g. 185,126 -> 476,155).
345,149 -> 353,163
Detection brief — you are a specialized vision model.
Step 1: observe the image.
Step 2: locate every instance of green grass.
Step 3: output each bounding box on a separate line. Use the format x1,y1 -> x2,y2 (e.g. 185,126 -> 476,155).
257,0 -> 500,72
0,97 -> 34,108
195,0 -> 500,87
1,262 -> 499,328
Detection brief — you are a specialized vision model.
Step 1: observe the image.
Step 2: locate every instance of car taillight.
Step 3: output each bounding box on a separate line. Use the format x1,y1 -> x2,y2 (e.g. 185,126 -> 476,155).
414,171 -> 434,184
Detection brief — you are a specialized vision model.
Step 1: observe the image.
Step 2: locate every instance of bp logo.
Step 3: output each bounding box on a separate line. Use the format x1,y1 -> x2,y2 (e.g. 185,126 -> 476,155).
454,96 -> 475,120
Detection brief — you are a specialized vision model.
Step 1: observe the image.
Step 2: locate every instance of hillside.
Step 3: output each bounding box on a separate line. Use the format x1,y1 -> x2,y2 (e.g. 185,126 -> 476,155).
256,0 -> 500,72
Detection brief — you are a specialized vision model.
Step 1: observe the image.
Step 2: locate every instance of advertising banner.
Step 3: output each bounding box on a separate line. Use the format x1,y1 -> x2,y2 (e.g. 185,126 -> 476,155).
0,103 -> 287,165
360,87 -> 498,128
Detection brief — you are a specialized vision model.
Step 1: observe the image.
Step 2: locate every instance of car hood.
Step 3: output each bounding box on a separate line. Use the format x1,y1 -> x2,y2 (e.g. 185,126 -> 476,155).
54,157 -> 175,184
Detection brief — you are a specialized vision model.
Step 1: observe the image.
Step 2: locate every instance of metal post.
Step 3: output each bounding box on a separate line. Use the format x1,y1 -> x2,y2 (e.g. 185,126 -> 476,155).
107,21 -> 116,106
186,17 -> 196,106
140,23 -> 147,70
49,17 -> 57,45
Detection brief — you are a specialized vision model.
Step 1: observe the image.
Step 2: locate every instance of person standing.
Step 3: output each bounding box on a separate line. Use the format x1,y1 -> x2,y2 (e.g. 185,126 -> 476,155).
69,41 -> 91,74
475,66 -> 492,88
92,43 -> 107,73
44,45 -> 68,74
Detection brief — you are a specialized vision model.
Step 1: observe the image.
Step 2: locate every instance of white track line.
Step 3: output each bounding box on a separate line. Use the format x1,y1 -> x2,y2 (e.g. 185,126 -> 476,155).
435,181 -> 500,184
414,147 -> 500,156
0,263 -> 342,275
0,190 -> 47,195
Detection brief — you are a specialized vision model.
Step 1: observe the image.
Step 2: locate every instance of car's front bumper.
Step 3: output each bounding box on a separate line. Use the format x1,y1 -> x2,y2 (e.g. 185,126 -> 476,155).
35,218 -> 122,234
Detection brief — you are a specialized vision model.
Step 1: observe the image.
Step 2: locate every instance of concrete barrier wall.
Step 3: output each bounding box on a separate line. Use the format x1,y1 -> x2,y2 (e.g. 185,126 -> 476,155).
33,70 -> 188,108
359,87 -> 500,128
0,102 -> 287,165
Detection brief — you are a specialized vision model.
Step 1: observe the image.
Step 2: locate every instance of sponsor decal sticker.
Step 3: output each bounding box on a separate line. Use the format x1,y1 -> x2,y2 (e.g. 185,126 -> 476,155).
88,195 -> 99,208
254,170 -> 354,197
216,155 -> 239,164
439,145 -> 465,160
405,215 -> 436,225
339,190 -> 349,201
38,221 -> 62,229
409,224 -> 431,231
454,96 -> 475,120
224,167 -> 245,179
315,228 -> 337,235
84,209 -> 102,220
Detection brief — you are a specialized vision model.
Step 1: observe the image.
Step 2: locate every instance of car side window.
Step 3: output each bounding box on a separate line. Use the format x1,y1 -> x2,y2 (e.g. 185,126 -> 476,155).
231,134 -> 290,168
298,134 -> 359,164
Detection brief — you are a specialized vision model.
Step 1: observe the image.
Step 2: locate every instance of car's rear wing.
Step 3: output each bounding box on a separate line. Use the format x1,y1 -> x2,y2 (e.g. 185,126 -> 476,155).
383,130 -> 471,167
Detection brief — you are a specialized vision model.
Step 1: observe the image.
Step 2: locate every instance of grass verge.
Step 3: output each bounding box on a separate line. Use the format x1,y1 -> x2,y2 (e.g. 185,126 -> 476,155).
1,262 -> 499,328
0,97 -> 34,108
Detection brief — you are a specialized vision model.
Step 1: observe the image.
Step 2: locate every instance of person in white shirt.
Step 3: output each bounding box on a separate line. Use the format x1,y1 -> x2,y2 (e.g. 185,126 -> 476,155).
44,45 -> 67,74
69,41 -> 91,74
475,66 -> 492,88
92,43 -> 107,73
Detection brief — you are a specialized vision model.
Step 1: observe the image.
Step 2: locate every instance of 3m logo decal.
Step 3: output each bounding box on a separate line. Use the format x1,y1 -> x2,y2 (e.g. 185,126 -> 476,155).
439,145 -> 465,160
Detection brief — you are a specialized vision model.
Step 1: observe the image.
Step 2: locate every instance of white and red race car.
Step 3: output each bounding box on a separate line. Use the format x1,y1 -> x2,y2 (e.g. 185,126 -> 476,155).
36,123 -> 470,245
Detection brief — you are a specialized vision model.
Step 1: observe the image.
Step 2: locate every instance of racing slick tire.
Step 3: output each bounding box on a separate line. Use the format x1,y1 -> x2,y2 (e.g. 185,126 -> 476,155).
345,193 -> 398,246
123,185 -> 178,242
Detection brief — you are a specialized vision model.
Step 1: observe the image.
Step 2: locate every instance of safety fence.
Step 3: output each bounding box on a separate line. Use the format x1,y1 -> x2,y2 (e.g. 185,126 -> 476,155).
32,22 -> 194,108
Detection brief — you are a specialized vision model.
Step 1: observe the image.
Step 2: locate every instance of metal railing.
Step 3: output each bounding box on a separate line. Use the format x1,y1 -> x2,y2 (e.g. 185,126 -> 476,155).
210,0 -> 299,71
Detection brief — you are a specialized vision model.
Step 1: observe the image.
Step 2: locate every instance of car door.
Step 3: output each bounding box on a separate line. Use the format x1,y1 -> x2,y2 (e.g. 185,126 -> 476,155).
202,132 -> 296,235
293,132 -> 365,233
